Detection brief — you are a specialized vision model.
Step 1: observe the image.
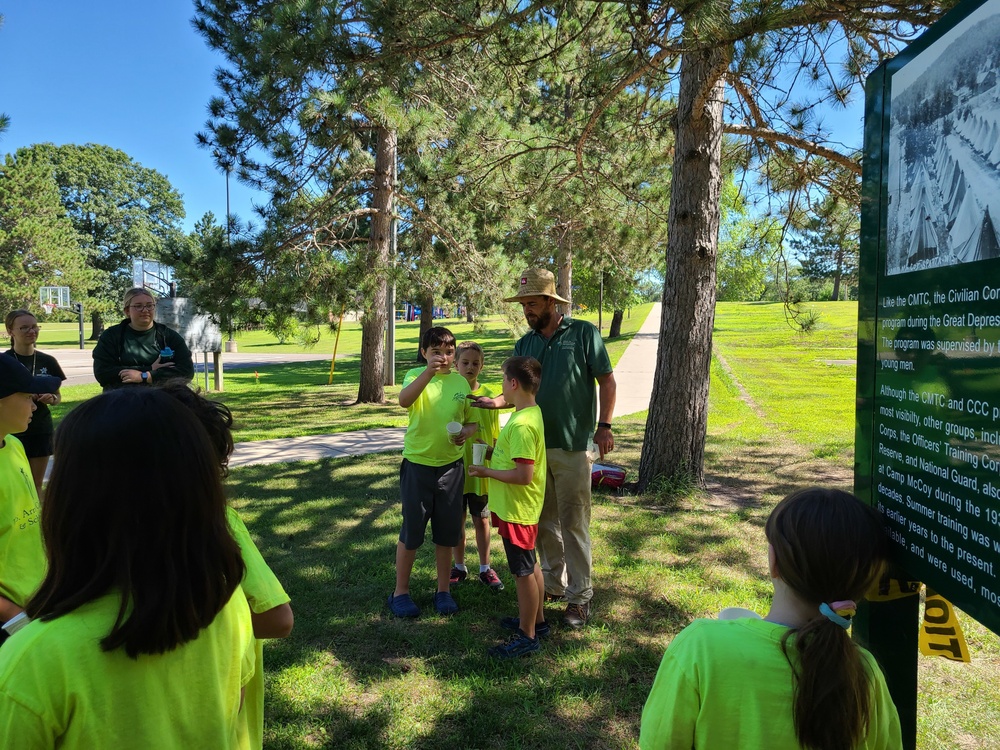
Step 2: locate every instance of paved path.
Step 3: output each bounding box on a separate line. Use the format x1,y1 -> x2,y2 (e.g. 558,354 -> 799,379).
47,348 -> 334,387
612,303 -> 661,417
230,428 -> 406,468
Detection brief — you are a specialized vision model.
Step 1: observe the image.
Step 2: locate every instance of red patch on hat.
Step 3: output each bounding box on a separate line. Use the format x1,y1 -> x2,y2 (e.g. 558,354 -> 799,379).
520,276 -> 527,285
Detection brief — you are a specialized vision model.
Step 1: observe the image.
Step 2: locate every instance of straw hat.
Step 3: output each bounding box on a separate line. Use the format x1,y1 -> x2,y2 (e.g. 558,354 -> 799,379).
503,268 -> 570,304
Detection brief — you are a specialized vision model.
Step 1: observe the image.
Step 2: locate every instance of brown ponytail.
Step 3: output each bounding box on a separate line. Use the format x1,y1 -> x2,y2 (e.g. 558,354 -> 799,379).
765,488 -> 888,750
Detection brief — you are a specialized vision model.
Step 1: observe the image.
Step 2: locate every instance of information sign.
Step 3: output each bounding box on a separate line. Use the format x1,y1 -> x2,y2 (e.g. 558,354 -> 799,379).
858,0 -> 1000,638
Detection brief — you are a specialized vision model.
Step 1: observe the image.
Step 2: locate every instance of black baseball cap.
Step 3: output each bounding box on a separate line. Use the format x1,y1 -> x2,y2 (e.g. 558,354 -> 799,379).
0,354 -> 61,399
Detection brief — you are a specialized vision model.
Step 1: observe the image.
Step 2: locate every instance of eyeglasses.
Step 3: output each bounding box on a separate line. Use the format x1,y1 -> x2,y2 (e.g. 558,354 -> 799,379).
129,304 -> 156,311
16,325 -> 40,334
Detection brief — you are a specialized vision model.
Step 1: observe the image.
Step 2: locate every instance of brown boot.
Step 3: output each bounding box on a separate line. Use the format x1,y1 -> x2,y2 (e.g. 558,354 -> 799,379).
563,602 -> 590,628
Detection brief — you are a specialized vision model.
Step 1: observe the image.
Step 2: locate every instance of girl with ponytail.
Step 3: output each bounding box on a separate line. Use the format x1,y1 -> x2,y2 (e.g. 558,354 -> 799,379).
639,488 -> 902,750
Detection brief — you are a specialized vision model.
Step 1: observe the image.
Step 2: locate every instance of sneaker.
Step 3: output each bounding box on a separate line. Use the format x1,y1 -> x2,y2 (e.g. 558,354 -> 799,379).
387,593 -> 420,618
563,602 -> 590,628
434,591 -> 459,615
544,591 -> 565,603
488,630 -> 540,659
479,568 -> 505,592
500,616 -> 550,638
449,566 -> 467,584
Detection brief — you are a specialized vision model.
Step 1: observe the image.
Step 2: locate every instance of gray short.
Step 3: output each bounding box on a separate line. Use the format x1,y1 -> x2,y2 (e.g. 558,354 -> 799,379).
463,493 -> 489,518
398,458 -> 465,549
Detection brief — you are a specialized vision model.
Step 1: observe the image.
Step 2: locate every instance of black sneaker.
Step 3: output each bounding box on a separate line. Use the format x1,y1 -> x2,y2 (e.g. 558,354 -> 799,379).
488,630 -> 540,659
500,616 -> 550,638
449,566 -> 468,584
386,593 -> 420,618
434,591 -> 459,615
479,568 -> 505,592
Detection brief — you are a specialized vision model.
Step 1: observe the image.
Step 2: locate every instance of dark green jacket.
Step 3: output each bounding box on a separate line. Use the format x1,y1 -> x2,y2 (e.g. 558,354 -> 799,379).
92,320 -> 194,390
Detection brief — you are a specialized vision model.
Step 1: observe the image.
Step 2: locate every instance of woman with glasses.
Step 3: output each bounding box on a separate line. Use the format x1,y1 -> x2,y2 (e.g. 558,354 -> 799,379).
4,310 -> 66,494
92,288 -> 194,390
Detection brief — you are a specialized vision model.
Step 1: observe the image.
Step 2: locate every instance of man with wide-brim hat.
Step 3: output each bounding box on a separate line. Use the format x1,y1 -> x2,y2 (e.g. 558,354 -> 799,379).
479,268 -> 616,628
0,354 -> 60,639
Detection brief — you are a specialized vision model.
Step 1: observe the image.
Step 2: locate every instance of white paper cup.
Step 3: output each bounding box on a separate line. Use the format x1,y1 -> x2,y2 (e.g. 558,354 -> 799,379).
587,442 -> 600,462
472,443 -> 487,466
446,421 -> 463,438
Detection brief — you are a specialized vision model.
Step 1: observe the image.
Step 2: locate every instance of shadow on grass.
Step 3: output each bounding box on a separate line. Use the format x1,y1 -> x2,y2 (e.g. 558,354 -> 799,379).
226,451 -> 741,749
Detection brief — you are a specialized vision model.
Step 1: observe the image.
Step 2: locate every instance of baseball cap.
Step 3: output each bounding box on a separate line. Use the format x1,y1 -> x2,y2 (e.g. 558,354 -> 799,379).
0,354 -> 61,399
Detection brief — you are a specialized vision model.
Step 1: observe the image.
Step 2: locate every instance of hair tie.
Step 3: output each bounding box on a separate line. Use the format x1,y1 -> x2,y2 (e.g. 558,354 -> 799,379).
819,600 -> 856,629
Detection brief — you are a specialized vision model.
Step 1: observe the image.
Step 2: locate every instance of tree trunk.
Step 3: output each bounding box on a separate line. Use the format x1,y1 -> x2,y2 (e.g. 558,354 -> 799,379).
638,46 -> 729,491
416,292 -> 433,362
609,309 -> 624,338
466,302 -> 473,323
355,126 -> 394,404
89,310 -> 105,340
556,240 -> 572,315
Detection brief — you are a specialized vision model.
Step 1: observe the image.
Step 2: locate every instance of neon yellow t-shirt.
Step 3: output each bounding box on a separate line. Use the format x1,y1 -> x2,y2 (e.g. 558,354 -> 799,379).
463,383 -> 501,496
488,405 -> 546,525
639,617 -> 902,749
0,436 -> 45,608
0,588 -> 256,749
401,368 -> 472,467
228,508 -> 291,750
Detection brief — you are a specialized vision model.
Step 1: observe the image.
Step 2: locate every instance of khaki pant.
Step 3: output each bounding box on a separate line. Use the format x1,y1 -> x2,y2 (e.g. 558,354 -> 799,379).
537,448 -> 592,605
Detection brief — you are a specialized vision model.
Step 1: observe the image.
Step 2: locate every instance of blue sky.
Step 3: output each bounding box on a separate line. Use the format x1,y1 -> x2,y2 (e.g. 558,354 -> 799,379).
1,2 -> 869,237
0,1 -> 261,232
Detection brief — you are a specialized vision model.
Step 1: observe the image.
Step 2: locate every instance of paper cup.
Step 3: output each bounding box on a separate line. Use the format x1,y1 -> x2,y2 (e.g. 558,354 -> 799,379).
446,421 -> 463,437
587,442 -> 600,462
472,443 -> 488,466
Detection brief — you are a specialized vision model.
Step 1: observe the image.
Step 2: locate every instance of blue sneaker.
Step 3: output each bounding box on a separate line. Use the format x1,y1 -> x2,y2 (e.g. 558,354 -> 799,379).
434,591 -> 459,615
488,630 -> 540,659
500,616 -> 550,638
387,593 -> 420,618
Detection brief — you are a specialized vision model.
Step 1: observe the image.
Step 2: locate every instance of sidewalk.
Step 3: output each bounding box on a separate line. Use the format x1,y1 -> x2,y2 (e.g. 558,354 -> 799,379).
228,304 -> 662,467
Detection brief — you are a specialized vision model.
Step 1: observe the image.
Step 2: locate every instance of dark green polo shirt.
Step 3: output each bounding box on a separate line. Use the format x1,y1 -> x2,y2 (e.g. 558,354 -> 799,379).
514,316 -> 612,451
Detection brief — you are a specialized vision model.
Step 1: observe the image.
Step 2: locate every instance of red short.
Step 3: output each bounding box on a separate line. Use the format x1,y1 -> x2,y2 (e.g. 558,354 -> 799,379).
491,513 -> 538,550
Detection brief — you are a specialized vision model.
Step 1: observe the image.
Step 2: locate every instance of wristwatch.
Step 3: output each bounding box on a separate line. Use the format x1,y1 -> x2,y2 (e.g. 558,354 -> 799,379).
141,371 -> 149,384
597,421 -> 612,430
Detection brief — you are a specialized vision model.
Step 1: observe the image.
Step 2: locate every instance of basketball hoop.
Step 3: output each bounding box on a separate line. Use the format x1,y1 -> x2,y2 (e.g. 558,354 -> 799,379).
42,303 -> 55,316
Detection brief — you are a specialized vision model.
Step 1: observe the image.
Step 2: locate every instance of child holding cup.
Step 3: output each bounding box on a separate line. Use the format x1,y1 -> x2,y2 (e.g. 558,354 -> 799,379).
468,356 -> 547,659
449,342 -> 504,592
389,327 -> 477,618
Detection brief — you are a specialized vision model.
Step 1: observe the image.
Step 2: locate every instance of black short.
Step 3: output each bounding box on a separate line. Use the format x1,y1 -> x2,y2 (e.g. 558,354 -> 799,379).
398,458 -> 465,549
463,493 -> 489,518
15,432 -> 53,459
503,536 -> 538,578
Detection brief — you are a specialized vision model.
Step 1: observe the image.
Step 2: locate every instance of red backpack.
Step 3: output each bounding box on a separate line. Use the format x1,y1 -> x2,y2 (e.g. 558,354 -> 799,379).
591,463 -> 627,490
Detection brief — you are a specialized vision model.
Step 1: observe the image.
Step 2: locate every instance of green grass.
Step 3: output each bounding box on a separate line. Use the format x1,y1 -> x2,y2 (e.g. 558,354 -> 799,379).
52,304 -> 653,442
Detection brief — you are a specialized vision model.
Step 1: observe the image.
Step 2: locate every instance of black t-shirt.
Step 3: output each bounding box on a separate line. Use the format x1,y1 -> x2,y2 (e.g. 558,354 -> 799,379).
3,349 -> 67,437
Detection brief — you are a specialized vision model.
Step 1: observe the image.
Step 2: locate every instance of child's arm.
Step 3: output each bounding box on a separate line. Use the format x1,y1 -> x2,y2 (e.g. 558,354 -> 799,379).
453,423 -> 478,445
468,459 -> 533,485
0,594 -> 22,623
399,357 -> 447,407
469,394 -> 512,409
251,603 -> 294,639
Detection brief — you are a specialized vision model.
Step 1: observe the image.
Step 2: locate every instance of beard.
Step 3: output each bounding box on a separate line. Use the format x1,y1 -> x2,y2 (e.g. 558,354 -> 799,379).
527,307 -> 554,331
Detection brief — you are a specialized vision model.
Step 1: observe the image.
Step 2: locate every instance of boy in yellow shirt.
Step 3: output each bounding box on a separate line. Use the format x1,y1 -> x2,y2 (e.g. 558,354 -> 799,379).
390,327 -> 477,618
0,355 -> 60,644
469,356 -> 546,658
449,342 -> 503,592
